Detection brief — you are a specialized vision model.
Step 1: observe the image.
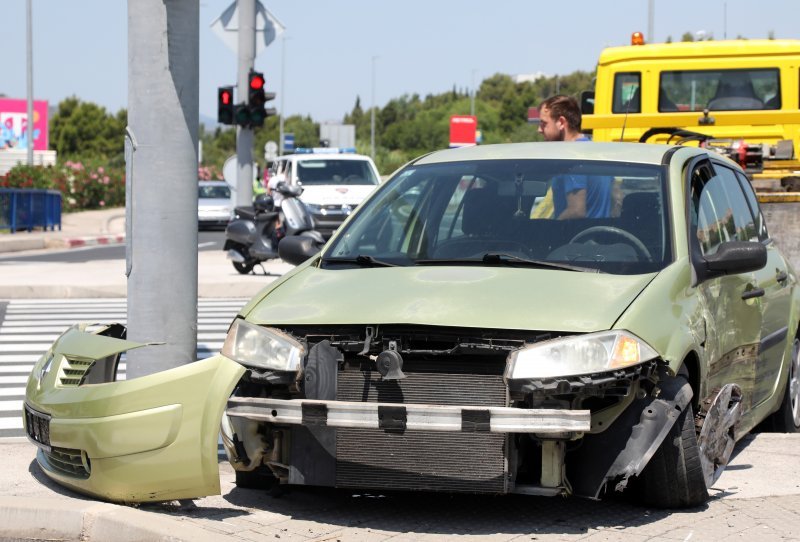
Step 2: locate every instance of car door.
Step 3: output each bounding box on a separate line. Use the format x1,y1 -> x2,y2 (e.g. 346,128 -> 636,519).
689,159 -> 762,414
731,167 -> 793,406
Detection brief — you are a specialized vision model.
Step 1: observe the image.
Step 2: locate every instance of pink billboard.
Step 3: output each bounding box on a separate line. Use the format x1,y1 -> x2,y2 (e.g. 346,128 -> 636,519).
0,98 -> 49,151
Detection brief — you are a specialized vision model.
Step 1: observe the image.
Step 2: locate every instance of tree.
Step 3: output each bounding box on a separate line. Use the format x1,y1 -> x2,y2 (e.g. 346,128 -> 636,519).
50,97 -> 127,163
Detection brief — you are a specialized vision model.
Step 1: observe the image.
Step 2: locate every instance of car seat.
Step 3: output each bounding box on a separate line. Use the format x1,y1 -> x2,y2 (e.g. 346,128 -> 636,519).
619,192 -> 662,260
707,73 -> 763,110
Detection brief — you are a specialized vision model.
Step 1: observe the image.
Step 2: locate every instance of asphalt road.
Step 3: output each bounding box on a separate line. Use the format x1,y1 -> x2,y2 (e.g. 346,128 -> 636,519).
0,230 -> 226,263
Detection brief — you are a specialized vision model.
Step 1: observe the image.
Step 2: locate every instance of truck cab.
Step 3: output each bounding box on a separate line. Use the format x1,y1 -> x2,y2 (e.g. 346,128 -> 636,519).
582,37 -> 800,186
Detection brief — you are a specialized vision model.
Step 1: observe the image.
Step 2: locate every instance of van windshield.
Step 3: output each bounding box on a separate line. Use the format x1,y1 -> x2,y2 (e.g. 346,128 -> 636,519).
659,68 -> 780,112
297,159 -> 379,186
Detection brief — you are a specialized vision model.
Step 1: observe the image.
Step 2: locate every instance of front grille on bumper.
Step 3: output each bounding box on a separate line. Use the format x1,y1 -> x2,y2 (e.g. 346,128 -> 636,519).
334,370 -> 509,494
42,447 -> 90,479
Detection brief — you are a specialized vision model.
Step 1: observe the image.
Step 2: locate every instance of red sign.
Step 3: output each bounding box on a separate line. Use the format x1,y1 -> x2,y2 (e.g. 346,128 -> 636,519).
527,107 -> 540,124
0,98 -> 49,151
449,115 -> 477,148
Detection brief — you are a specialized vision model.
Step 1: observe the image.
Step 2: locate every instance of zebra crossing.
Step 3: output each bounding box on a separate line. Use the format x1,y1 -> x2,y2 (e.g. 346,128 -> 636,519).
0,297 -> 247,440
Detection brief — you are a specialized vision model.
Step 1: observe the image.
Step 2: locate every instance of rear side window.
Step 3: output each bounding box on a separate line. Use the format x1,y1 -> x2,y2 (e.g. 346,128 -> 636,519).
660,68 -> 780,112
612,72 -> 641,113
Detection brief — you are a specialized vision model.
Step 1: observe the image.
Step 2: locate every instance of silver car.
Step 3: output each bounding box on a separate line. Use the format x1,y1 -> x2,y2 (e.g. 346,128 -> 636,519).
198,180 -> 233,229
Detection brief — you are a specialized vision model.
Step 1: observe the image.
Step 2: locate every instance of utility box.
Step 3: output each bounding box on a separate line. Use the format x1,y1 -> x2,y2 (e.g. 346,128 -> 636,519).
320,123 -> 355,149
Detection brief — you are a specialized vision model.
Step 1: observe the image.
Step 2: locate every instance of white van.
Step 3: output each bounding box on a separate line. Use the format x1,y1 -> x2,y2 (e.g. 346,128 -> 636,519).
269,149 -> 381,238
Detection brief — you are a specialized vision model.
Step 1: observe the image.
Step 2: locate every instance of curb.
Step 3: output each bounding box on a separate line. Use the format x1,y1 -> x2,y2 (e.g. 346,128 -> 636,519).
44,234 -> 126,250
0,497 -> 240,542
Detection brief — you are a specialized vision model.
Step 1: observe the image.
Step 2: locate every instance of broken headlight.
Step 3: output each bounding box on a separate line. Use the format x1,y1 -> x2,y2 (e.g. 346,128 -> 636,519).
504,330 -> 658,380
222,319 -> 305,371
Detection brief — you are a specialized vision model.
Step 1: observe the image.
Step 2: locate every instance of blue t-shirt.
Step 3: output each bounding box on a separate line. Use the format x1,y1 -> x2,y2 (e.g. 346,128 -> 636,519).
551,136 -> 613,218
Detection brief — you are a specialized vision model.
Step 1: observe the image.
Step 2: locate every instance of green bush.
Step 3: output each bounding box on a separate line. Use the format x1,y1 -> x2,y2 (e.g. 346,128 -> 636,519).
1,161 -> 126,212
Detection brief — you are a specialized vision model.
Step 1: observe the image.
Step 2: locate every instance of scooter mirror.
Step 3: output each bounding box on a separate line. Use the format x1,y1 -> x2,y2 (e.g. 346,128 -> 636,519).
279,236 -> 322,266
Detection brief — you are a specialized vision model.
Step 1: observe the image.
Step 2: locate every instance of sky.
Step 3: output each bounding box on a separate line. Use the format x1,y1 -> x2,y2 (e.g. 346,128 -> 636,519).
2,0 -> 798,125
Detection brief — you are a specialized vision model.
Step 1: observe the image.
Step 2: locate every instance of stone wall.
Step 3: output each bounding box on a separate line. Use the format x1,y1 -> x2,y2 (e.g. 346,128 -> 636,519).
761,197 -> 800,271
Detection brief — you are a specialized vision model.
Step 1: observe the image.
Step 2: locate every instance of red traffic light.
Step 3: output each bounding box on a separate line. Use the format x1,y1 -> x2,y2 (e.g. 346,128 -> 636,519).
249,72 -> 265,90
221,90 -> 231,105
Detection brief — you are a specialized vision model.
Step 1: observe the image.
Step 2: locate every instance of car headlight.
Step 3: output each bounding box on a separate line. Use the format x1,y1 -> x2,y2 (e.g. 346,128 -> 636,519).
505,330 -> 659,380
222,319 -> 305,371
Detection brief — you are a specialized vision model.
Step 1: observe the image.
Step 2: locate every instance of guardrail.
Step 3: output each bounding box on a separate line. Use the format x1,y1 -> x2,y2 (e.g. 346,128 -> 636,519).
0,189 -> 62,233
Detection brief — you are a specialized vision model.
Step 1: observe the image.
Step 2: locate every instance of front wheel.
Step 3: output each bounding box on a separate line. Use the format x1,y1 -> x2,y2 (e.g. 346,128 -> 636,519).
233,261 -> 254,275
634,401 -> 709,508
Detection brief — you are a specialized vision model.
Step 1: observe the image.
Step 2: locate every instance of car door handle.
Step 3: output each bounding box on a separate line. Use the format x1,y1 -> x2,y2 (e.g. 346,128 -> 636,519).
776,270 -> 788,283
742,287 -> 765,300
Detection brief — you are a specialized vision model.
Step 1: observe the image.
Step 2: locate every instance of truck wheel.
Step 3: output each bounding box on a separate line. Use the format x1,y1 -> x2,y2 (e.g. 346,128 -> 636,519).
636,401 -> 709,508
764,337 -> 800,433
781,176 -> 800,192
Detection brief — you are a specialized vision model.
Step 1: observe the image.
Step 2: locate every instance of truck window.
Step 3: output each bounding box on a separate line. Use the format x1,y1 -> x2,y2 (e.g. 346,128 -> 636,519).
659,68 -> 780,112
612,72 -> 641,113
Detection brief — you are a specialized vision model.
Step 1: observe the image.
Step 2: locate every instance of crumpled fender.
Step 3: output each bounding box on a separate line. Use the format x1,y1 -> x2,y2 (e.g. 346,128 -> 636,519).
567,370 -> 693,499
24,324 -> 246,503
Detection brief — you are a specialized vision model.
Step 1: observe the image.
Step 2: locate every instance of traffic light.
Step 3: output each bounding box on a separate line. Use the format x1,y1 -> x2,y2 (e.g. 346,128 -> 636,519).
217,86 -> 234,125
244,70 -> 277,128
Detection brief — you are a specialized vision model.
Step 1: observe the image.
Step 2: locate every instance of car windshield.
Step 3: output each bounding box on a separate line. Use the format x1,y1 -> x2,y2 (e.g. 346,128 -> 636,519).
323,159 -> 670,275
199,184 -> 231,199
296,159 -> 379,186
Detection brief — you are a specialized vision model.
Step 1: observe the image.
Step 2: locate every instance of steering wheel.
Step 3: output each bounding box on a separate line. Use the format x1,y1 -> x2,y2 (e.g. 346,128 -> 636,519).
569,226 -> 652,262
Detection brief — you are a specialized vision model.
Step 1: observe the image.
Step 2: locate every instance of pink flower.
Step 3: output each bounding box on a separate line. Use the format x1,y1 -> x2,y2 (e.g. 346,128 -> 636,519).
91,173 -> 98,180
98,167 -> 105,174
99,200 -> 106,207
102,176 -> 110,184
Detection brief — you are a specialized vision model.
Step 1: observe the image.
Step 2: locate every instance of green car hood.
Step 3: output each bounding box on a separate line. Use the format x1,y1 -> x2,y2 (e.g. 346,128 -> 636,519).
245,266 -> 657,333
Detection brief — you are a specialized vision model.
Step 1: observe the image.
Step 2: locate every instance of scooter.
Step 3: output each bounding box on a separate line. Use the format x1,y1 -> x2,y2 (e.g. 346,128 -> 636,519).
224,182 -> 326,274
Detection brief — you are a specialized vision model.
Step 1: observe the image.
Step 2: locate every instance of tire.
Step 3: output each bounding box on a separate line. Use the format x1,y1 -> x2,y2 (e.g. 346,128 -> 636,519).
232,261 -> 254,275
764,337 -> 800,433
636,401 -> 709,508
234,467 -> 277,490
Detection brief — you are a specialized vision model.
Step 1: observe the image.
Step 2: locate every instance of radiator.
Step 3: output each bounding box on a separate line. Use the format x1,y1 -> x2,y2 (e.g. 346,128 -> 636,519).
335,370 -> 510,494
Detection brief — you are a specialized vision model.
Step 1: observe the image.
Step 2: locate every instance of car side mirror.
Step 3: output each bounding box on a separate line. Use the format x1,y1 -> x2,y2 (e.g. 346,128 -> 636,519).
279,235 -> 321,266
703,241 -> 767,276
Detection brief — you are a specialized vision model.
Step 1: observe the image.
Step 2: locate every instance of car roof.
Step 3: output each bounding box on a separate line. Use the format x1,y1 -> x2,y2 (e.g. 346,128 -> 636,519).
198,179 -> 229,185
413,142 -> 702,166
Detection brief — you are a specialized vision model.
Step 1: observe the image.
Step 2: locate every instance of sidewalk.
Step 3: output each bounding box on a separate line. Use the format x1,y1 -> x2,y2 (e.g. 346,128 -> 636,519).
0,207 -> 127,253
0,207 -> 292,298
3,434 -> 800,541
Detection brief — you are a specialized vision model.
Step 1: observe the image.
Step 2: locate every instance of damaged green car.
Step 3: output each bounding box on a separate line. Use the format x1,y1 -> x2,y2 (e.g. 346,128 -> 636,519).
25,143 -> 800,508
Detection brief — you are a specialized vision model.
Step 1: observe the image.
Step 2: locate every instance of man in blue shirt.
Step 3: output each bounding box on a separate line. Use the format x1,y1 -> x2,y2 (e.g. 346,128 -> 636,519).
538,95 -> 612,219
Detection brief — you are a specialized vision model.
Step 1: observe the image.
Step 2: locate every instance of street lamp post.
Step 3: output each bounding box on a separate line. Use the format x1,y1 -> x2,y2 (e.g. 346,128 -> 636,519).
26,0 -> 34,166
470,69 -> 477,117
370,55 -> 377,160
279,35 -> 287,156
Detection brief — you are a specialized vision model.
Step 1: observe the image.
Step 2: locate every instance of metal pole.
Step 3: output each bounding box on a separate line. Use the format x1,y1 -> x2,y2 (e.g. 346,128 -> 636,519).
26,0 -> 34,166
470,69 -> 476,117
279,35 -> 286,157
126,0 -> 199,377
236,0 -> 256,207
370,56 -> 377,160
724,2 -> 727,40
647,0 -> 654,43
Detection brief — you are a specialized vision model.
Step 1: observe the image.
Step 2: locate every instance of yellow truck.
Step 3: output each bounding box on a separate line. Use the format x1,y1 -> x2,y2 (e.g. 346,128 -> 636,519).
582,37 -> 800,187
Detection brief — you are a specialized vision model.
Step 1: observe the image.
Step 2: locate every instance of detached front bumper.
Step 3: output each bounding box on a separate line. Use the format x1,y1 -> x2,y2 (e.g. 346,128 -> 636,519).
23,324 -> 245,503
227,397 -> 590,434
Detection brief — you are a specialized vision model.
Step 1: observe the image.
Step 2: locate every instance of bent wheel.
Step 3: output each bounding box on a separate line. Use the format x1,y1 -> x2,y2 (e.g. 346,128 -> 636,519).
697,383 -> 743,487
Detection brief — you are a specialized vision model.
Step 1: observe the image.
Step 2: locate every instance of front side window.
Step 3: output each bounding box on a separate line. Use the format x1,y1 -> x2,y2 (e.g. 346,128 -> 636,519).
660,68 -> 780,112
691,163 -> 758,256
612,72 -> 641,113
324,159 -> 670,275
296,159 -> 379,186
